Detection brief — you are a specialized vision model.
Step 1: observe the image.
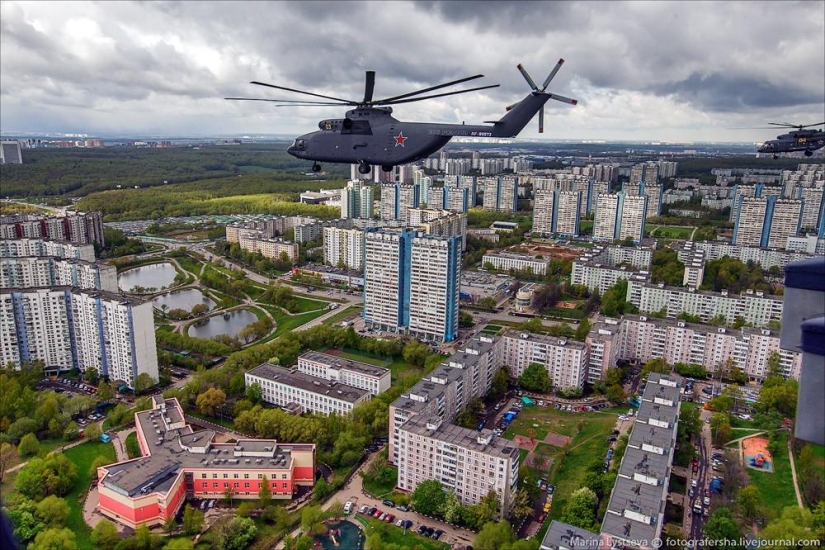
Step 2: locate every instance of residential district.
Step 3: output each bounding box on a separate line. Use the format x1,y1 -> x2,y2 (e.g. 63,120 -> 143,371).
0,139 -> 823,550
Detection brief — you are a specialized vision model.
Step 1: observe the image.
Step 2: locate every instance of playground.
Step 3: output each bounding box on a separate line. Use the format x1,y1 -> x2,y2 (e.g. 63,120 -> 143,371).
742,436 -> 774,473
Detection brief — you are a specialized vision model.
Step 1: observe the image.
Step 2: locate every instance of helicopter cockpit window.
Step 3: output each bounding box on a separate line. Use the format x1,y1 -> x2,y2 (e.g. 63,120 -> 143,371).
293,139 -> 305,149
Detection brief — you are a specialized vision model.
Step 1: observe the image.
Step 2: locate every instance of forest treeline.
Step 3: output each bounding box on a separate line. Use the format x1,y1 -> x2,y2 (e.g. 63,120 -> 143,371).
0,144 -> 349,199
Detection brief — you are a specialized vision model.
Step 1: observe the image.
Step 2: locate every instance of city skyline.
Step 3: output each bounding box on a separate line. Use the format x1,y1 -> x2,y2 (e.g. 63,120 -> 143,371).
1,1 -> 823,143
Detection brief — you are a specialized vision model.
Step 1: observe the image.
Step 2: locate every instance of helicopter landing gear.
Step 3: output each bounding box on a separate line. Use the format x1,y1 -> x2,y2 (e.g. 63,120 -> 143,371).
357,160 -> 371,175
381,165 -> 394,173
311,162 -> 322,173
804,149 -> 813,157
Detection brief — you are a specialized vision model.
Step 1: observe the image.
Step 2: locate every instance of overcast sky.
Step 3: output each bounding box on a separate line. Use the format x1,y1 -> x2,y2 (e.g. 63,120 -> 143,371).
1,0 -> 823,142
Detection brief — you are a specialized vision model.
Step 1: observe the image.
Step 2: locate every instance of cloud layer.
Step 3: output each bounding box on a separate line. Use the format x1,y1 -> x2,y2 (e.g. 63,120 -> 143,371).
1,0 -> 823,141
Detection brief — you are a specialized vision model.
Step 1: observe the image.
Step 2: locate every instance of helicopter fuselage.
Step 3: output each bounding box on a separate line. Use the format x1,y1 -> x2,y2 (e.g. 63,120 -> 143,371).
758,129 -> 825,155
287,92 -> 553,168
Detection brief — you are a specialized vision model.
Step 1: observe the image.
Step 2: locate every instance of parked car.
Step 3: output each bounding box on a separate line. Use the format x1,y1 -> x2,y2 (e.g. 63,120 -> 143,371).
384,514 -> 395,523
367,507 -> 377,516
433,529 -> 444,540
547,485 -> 555,495
689,488 -> 695,498
691,479 -> 698,488
360,505 -> 369,514
378,513 -> 387,521
344,501 -> 353,514
396,504 -> 409,512
383,499 -> 395,508
396,519 -> 404,527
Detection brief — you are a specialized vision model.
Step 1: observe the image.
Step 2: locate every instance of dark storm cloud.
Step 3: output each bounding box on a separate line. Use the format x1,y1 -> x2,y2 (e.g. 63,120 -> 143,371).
413,0 -> 578,33
652,73 -> 825,112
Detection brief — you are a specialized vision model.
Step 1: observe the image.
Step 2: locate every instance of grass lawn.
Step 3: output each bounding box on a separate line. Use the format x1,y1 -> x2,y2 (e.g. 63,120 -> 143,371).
357,515 -> 449,550
361,466 -> 398,497
256,307 -> 329,342
647,226 -> 694,239
745,432 -> 798,510
323,305 -> 362,326
810,444 -> 825,471
289,295 -> 329,313
503,408 -> 617,522
125,432 -> 141,459
64,441 -> 116,550
173,254 -> 203,276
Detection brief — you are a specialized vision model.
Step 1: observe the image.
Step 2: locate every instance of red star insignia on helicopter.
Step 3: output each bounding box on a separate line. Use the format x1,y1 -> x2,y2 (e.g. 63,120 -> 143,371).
394,131 -> 408,147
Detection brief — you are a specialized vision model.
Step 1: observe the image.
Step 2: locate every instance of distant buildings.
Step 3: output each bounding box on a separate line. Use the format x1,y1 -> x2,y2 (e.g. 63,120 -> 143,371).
481,176 -> 518,213
733,197 -> 803,248
0,212 -> 104,246
323,226 -> 364,270
571,244 -> 653,295
482,251 -> 549,276
532,190 -> 582,237
380,182 -> 420,224
96,397 -> 315,528
297,351 -> 391,396
340,180 -> 374,219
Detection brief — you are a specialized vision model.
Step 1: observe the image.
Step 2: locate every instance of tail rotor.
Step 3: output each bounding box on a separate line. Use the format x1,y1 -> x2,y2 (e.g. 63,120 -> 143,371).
517,58 -> 577,133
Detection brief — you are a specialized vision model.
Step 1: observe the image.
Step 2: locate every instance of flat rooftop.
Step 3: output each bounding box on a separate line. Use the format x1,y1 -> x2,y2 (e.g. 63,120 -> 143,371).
247,363 -> 369,403
401,415 -> 519,461
299,351 -> 389,379
540,520 -> 603,550
502,329 -> 587,350
101,398 -> 311,498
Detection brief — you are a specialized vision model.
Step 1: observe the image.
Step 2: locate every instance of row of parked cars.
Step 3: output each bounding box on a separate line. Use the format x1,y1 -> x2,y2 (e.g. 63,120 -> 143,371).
355,502 -> 443,540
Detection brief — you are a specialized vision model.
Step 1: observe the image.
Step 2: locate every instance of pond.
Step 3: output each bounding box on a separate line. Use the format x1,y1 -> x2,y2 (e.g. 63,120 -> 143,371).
153,289 -> 216,312
118,262 -> 177,293
187,309 -> 258,339
314,521 -> 364,550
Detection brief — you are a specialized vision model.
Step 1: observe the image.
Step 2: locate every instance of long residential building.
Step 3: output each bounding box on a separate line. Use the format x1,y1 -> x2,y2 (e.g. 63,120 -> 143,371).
96,397 -> 315,529
482,176 -> 518,213
593,192 -> 647,244
733,196 -> 803,248
0,211 -> 105,246
237,232 -> 299,263
500,330 -> 589,390
482,251 -> 549,276
389,335 -> 502,464
674,240 -> 814,270
572,244 -> 653,295
0,238 -> 96,261
296,351 -> 391,395
245,363 -> 371,416
0,287 -> 158,388
0,256 -> 118,292
532,190 -> 582,237
396,415 -> 519,519
363,228 -> 461,342
627,280 -> 784,327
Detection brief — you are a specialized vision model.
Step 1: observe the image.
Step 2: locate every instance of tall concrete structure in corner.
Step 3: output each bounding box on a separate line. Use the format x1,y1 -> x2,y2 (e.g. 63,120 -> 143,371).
733,196 -> 802,248
363,228 -> 460,342
0,140 -> 23,164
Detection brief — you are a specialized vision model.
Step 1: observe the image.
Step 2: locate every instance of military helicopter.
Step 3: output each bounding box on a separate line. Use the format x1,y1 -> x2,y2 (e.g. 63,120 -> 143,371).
756,122 -> 825,158
227,60 -> 577,174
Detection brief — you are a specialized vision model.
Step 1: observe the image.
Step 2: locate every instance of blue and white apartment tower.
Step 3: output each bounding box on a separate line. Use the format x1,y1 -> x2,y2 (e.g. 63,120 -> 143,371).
363,228 -> 461,342
593,191 -> 647,244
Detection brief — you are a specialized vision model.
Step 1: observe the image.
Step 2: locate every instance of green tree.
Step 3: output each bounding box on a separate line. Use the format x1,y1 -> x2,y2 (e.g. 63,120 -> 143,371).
97,380 -> 115,401
439,491 -> 462,524
90,520 -> 120,550
703,507 -> 742,545
245,382 -> 263,405
84,422 -> 102,441
164,540 -> 195,550
0,442 -> 16,483
736,484 -> 762,520
474,521 -> 514,550
519,362 -> 551,393
182,504 -> 204,536
35,495 -> 70,527
511,488 -> 533,521
411,479 -> 447,517
196,387 -> 227,416
487,368 -> 509,401
560,487 -> 598,531
301,505 -> 326,536
259,474 -> 272,504
459,310 -> 474,328
402,340 -> 430,367
18,432 -> 41,458
90,455 -> 113,477
710,413 -> 732,446
15,454 -> 78,500
134,372 -> 156,394
29,527 -> 77,550
7,498 -> 45,544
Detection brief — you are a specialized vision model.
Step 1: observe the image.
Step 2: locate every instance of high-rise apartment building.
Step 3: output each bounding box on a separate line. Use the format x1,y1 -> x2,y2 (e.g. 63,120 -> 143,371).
532,190 -> 581,237
0,238 -> 96,262
0,212 -> 104,246
323,226 -> 364,270
797,186 -> 825,234
363,229 -> 460,342
482,177 -> 518,213
733,196 -> 802,248
0,287 -> 158,388
1,257 -> 118,292
379,182 -> 420,223
408,209 -> 468,250
624,181 -> 663,219
593,192 -> 647,243
340,180 -> 374,219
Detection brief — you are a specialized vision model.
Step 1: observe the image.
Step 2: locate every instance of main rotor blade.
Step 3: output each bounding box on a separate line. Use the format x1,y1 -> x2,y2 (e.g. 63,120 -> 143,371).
363,71 -> 376,104
798,122 -> 825,128
250,81 -> 355,104
373,74 -> 486,104
538,106 -> 544,133
541,58 -> 565,91
768,122 -> 797,128
274,104 -> 349,107
225,97 -> 346,105
548,92 -> 578,105
377,84 -> 500,106
517,64 -> 539,91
